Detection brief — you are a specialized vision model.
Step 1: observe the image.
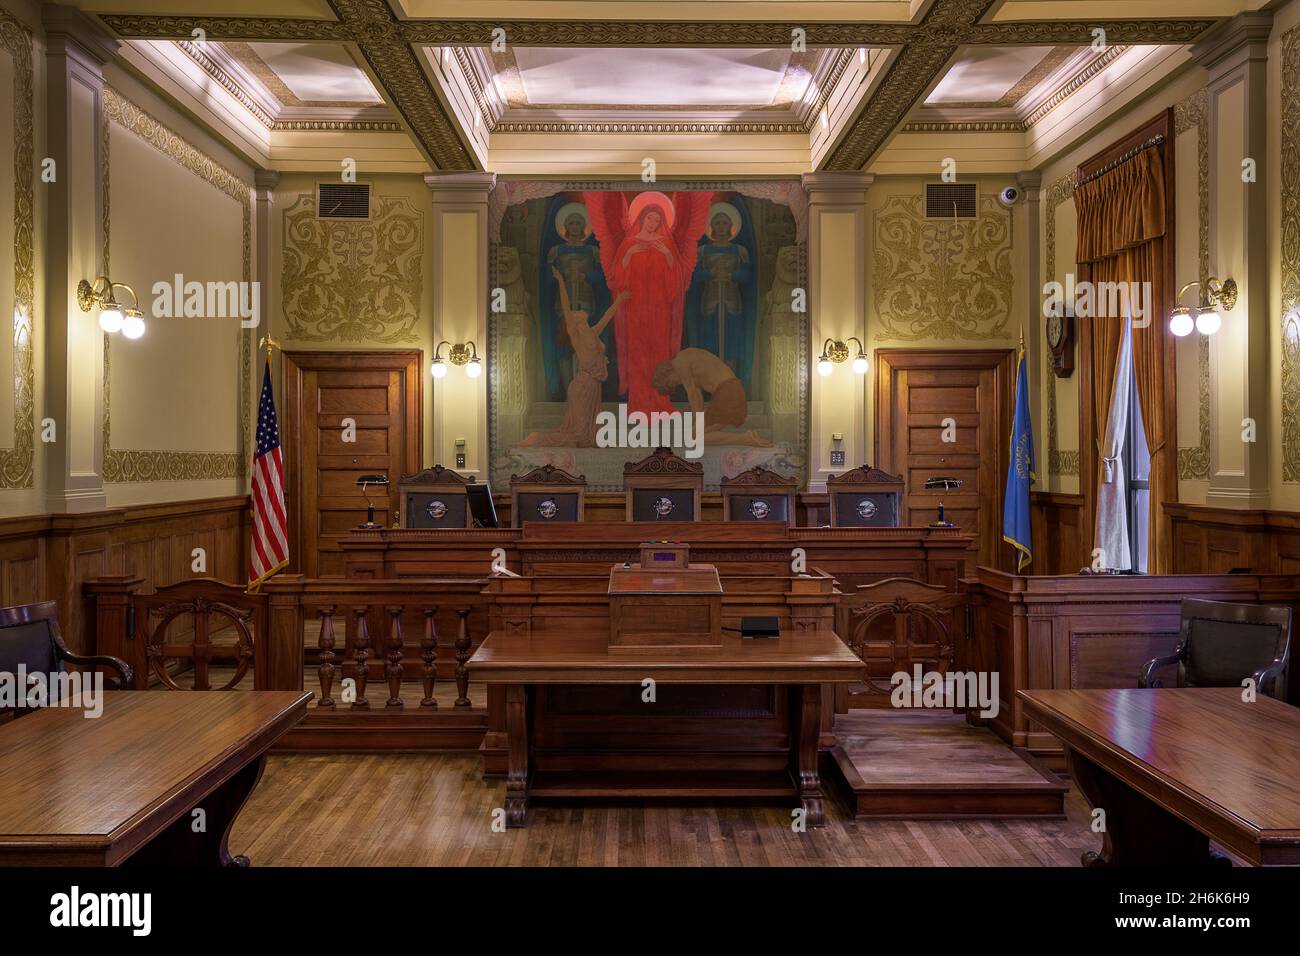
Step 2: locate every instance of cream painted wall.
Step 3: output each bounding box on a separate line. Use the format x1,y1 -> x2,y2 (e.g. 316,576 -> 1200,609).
96,67 -> 253,508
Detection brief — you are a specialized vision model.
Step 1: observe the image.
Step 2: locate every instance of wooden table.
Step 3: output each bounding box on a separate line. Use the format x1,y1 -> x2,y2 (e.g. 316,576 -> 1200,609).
1019,687 -> 1300,866
469,630 -> 865,828
0,690 -> 310,866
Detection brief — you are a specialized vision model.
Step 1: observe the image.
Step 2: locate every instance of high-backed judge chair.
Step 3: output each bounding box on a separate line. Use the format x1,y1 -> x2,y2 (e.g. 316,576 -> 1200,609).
827,465 -> 905,527
720,465 -> 798,525
623,447 -> 703,522
0,601 -> 133,721
1140,598 -> 1292,701
509,464 -> 587,526
397,465 -> 475,529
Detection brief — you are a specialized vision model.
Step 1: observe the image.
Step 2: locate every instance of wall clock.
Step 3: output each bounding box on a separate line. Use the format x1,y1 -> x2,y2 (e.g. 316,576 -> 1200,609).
1046,311 -> 1074,378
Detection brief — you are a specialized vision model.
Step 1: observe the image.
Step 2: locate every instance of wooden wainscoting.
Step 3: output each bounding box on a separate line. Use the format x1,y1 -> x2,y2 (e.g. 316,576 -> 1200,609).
0,496 -> 249,654
1030,492 -> 1086,575
1167,503 -> 1300,573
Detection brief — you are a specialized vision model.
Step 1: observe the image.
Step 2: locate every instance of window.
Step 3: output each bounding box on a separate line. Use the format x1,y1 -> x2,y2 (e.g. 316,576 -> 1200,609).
1123,361 -> 1151,574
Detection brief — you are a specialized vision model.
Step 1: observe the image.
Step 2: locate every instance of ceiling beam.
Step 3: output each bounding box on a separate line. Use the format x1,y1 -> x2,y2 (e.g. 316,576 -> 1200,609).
97,1 -> 1225,172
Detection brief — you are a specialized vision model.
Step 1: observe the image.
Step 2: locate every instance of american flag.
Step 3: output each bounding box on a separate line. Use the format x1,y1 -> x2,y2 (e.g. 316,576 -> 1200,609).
249,361 -> 288,587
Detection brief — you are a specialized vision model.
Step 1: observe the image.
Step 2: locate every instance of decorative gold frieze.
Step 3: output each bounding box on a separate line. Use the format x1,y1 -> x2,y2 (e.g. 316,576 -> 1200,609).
281,193 -> 424,344
101,86 -> 250,483
1283,24 -> 1300,482
1043,172 -> 1075,477
1175,87 -> 1212,481
0,9 -> 34,490
873,194 -> 1013,341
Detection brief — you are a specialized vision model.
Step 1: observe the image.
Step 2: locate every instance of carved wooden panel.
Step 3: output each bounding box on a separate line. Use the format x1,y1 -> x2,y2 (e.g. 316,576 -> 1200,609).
1069,630 -> 1180,690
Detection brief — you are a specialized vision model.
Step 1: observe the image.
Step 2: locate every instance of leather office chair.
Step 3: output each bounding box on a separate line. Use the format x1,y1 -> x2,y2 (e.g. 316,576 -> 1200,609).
1139,598 -> 1291,701
0,600 -> 133,720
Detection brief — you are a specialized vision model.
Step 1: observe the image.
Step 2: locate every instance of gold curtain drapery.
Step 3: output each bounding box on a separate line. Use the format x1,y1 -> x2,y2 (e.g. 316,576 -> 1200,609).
1074,145 -> 1176,573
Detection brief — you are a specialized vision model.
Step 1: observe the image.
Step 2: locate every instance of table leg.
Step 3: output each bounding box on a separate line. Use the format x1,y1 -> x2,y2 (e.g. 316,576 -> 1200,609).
505,683 -> 529,828
791,684 -> 825,828
126,756 -> 266,866
1066,748 -> 1229,867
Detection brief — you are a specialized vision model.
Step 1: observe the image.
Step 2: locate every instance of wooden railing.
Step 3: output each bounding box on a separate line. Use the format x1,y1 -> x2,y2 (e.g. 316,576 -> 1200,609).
84,574 -> 490,704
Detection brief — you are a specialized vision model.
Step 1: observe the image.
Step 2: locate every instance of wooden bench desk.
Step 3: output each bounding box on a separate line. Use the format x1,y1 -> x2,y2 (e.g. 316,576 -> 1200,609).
0,690 -> 310,866
1019,687 -> 1300,866
469,629 -> 865,828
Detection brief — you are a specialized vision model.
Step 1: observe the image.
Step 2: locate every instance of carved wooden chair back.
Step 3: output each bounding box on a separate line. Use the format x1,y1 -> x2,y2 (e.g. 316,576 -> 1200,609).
837,577 -> 964,697
132,579 -> 269,691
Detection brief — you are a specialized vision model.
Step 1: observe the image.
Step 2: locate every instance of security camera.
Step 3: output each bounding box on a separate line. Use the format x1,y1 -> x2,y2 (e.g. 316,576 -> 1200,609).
998,186 -> 1021,207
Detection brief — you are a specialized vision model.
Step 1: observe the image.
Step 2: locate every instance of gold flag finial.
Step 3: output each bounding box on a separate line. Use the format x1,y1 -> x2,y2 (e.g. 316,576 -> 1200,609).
258,335 -> 281,364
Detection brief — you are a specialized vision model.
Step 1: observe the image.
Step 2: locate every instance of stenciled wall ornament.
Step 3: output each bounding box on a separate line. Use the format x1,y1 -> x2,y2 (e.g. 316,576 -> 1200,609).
281,193 -> 424,344
102,86 -> 251,482
1282,23 -> 1300,483
0,10 -> 34,490
1044,171 -> 1078,478
873,193 -> 1013,342
1175,86 -> 1212,482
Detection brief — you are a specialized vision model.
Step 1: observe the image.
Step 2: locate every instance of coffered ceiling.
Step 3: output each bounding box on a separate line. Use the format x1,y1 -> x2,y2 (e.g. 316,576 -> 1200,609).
85,0 -> 1270,175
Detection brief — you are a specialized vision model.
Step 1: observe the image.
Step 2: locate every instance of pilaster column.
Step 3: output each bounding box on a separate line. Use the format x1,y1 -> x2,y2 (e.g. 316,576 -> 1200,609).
41,4 -> 118,513
253,169 -> 278,338
801,171 -> 873,492
1193,11 -> 1273,509
424,171 -> 495,476
251,169 -> 278,489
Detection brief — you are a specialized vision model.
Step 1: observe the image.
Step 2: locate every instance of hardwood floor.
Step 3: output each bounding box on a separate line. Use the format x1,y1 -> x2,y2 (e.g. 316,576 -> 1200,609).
229,753 -> 1101,866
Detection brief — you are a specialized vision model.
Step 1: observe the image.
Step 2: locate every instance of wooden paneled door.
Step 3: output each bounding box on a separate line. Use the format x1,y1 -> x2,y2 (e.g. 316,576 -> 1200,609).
283,351 -> 422,577
875,349 -> 1016,572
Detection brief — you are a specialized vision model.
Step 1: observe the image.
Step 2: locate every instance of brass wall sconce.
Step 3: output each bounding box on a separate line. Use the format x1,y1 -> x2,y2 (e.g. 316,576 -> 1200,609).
431,340 -> 482,379
77,275 -> 145,339
1169,276 -> 1237,337
817,337 -> 868,376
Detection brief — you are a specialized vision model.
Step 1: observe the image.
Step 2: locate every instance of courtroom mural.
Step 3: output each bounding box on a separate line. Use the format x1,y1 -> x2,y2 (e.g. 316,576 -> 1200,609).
488,181 -> 809,491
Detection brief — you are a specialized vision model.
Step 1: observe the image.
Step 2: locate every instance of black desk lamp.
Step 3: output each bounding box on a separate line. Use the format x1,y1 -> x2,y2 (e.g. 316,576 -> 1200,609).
924,476 -> 963,527
357,474 -> 390,528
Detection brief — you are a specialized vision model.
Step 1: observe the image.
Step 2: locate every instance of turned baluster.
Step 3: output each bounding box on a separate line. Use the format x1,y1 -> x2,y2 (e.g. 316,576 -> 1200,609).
385,605 -> 404,708
351,606 -> 371,709
421,607 -> 438,708
454,608 -> 472,707
317,605 -> 337,708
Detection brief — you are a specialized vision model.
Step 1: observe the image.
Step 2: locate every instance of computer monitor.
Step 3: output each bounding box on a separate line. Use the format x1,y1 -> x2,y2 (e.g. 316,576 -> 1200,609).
466,482 -> 499,528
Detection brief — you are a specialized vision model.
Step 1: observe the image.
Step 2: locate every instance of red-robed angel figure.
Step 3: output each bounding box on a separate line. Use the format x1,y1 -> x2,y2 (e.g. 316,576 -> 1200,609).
583,190 -> 714,415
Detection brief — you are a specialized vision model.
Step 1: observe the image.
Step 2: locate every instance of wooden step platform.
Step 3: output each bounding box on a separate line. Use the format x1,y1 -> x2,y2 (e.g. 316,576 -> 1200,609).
829,710 -> 1067,819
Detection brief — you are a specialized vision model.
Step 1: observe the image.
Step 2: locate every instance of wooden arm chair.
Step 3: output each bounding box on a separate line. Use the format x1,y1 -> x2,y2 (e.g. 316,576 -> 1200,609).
1139,598 -> 1291,701
0,601 -> 133,720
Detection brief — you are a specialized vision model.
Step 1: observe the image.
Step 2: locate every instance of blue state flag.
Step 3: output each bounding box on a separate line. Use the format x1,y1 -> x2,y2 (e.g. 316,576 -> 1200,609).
1002,348 -> 1036,572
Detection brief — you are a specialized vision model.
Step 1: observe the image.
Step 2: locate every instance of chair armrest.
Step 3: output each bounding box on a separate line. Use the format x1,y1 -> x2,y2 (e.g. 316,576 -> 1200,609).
60,651 -> 134,689
1251,658 -> 1288,699
1139,651 -> 1184,688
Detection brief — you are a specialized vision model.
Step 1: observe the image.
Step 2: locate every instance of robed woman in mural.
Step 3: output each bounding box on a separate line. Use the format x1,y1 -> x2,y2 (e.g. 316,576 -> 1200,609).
583,190 -> 714,415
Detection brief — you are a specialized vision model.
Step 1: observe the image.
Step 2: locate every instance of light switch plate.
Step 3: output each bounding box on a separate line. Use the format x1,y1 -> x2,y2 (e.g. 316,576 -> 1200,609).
830,450 -> 846,466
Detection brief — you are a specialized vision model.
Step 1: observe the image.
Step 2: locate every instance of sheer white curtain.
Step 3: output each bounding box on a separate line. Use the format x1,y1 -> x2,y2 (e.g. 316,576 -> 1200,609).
1096,317 -> 1133,571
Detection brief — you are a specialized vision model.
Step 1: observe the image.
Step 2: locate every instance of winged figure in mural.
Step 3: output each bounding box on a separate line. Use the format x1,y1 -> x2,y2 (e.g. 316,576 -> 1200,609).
582,189 -> 714,415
